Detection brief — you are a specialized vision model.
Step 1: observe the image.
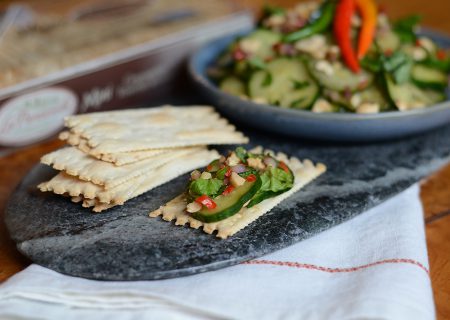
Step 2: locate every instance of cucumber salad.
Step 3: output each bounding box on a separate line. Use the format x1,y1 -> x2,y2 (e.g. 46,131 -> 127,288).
210,0 -> 450,113
185,147 -> 294,222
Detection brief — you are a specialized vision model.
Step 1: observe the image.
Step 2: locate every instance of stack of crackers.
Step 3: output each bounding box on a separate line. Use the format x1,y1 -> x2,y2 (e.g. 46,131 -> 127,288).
38,106 -> 248,212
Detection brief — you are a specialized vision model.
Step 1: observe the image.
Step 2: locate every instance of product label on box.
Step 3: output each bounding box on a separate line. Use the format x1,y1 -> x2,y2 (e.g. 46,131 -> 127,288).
0,87 -> 78,146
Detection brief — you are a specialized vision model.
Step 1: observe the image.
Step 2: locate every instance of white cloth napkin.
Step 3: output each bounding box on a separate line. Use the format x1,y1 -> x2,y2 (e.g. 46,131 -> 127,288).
0,184 -> 435,320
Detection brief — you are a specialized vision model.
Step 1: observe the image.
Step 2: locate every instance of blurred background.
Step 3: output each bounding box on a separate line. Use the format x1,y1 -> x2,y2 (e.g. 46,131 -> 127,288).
0,0 -> 449,151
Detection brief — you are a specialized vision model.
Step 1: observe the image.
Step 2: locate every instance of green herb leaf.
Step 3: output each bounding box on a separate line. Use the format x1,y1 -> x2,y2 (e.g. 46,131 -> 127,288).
235,147 -> 248,163
248,167 -> 294,207
381,52 -> 412,84
248,57 -> 267,70
393,15 -> 421,43
188,178 -> 223,199
262,71 -> 272,87
257,167 -> 294,195
421,57 -> 450,72
291,79 -> 310,90
361,55 -> 382,73
216,167 -> 229,180
239,168 -> 258,178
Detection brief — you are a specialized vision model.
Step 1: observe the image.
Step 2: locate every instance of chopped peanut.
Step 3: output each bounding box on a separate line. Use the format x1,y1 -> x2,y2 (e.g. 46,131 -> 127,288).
350,93 -> 362,108
247,157 -> 266,170
356,102 -> 380,114
200,171 -> 212,180
230,172 -> 245,187
190,170 -> 201,180
186,201 -> 202,213
417,37 -> 436,54
312,98 -> 334,113
295,35 -> 327,59
252,97 -> 268,104
226,152 -> 241,166
240,38 -> 261,55
315,60 -> 334,76
412,47 -> 427,61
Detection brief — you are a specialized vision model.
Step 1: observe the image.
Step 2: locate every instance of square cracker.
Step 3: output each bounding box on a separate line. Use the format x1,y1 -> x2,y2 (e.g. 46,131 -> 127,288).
59,131 -> 169,166
41,146 -> 200,189
38,148 -> 220,209
63,106 -> 248,155
149,151 -> 326,239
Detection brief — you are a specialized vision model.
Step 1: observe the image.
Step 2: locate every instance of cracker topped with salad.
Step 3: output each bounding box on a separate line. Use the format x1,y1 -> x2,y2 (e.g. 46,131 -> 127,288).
210,0 -> 449,113
150,147 -> 326,239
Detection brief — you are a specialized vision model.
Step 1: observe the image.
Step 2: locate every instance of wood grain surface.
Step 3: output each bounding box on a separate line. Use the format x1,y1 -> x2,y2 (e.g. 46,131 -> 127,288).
0,0 -> 449,319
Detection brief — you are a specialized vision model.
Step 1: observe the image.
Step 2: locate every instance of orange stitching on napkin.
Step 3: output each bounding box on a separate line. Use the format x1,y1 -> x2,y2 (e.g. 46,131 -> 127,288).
242,259 -> 429,275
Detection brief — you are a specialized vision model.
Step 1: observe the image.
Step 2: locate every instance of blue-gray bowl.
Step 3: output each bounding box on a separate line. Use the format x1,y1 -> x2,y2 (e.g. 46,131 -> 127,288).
189,28 -> 450,142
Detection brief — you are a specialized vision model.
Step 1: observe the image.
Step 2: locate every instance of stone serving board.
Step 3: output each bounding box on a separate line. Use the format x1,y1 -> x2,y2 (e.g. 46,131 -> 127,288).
5,124 -> 450,281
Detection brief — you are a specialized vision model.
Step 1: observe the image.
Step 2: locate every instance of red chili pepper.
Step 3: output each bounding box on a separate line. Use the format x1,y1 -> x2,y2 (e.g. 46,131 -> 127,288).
222,185 -> 235,196
355,0 -> 377,59
195,195 -> 217,210
246,174 -> 257,182
334,0 -> 360,73
437,49 -> 447,61
225,168 -> 232,177
278,161 -> 290,174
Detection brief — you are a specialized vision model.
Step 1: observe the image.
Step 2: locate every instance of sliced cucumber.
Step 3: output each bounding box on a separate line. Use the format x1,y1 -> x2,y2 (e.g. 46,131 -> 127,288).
249,58 -> 319,108
323,85 -> 391,112
192,176 -> 262,223
279,85 -> 320,109
322,89 -> 353,111
385,75 -> 445,111
306,59 -> 373,92
411,64 -> 448,90
358,86 -> 391,111
220,76 -> 246,96
376,30 -> 401,53
241,29 -> 281,60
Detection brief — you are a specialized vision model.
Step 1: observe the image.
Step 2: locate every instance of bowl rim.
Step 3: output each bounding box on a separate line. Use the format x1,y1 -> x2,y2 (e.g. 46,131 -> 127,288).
189,28 -> 450,123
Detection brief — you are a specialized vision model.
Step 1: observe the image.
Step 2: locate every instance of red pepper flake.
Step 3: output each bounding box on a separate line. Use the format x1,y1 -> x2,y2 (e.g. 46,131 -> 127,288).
195,195 -> 217,210
222,185 -> 235,196
278,161 -> 290,174
206,165 -> 213,171
225,168 -> 232,177
272,42 -> 282,51
233,49 -> 246,61
357,79 -> 369,90
415,39 -> 421,47
246,174 -> 257,182
437,49 -> 447,61
384,49 -> 393,57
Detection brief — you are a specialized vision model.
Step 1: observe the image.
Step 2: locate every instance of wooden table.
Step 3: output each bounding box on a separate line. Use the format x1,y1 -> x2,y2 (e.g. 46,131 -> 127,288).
0,0 -> 450,319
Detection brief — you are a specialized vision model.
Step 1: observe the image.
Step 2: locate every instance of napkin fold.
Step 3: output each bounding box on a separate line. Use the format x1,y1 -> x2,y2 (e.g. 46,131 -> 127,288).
0,184 -> 435,320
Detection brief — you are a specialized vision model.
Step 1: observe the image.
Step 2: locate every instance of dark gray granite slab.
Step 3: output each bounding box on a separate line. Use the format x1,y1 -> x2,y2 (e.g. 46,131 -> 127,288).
5,124 -> 450,280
